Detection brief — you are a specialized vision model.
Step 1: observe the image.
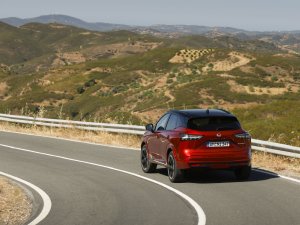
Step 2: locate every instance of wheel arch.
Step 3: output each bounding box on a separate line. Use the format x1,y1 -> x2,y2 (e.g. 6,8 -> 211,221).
166,143 -> 177,160
167,148 -> 173,158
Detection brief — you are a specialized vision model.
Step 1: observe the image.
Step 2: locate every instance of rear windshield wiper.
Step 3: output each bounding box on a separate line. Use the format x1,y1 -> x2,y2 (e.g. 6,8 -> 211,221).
216,126 -> 232,131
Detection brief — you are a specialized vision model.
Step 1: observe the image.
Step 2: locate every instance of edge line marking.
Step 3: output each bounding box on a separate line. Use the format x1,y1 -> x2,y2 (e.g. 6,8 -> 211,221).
0,171 -> 52,225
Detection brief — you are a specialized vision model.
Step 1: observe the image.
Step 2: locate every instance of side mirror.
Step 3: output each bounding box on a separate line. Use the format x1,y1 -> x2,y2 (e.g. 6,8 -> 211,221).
145,124 -> 154,132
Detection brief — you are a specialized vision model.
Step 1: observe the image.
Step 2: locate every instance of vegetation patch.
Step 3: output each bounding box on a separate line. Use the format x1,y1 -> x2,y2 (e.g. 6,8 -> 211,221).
169,48 -> 214,64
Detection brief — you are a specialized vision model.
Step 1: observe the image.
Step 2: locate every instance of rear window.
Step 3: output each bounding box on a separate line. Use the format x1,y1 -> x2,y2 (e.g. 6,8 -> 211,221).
188,116 -> 241,131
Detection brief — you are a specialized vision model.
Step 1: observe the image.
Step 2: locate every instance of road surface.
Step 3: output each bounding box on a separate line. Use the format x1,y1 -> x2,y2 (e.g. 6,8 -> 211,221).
0,131 -> 299,225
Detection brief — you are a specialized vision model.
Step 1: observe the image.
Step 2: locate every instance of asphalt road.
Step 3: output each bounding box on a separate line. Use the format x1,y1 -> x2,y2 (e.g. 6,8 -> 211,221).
0,131 -> 299,225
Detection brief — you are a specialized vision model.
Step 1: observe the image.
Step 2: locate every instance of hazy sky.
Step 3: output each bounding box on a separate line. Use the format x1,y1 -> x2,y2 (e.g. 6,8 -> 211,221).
1,0 -> 300,31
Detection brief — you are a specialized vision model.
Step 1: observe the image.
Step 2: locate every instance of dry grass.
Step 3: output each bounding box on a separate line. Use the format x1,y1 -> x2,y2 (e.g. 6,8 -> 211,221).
0,82 -> 8,96
203,51 -> 253,72
0,176 -> 32,225
0,122 -> 299,178
52,52 -> 86,66
252,151 -> 300,177
0,122 -> 141,149
227,80 -> 292,95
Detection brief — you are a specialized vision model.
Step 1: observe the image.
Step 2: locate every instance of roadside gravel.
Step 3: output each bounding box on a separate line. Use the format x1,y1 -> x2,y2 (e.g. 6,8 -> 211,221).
0,176 -> 32,225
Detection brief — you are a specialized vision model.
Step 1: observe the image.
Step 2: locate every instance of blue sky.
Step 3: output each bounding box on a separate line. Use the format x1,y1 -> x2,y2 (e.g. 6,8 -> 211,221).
1,0 -> 299,31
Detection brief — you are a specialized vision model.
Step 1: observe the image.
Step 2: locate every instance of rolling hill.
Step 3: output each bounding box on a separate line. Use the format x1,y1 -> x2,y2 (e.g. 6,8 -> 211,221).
0,22 -> 299,146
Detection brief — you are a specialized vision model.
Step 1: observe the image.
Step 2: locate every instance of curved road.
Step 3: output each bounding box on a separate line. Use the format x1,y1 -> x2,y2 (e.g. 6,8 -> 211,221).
0,131 -> 299,225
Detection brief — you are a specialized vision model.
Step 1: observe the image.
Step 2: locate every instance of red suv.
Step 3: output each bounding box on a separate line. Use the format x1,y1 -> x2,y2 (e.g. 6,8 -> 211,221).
141,109 -> 251,182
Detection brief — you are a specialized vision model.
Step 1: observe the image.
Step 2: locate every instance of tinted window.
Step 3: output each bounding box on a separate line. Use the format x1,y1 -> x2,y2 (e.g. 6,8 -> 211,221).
176,116 -> 187,128
166,114 -> 178,130
166,114 -> 187,130
188,116 -> 241,131
155,114 -> 170,131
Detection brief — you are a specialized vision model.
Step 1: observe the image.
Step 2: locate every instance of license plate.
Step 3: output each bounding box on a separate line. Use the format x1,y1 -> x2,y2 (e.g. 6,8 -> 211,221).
207,141 -> 230,148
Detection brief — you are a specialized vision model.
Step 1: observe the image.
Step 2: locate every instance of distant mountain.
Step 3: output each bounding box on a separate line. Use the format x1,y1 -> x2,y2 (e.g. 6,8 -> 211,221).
0,17 -> 25,27
2,14 -> 300,36
0,15 -> 250,35
0,14 -> 132,32
1,14 -> 300,53
147,24 -> 246,34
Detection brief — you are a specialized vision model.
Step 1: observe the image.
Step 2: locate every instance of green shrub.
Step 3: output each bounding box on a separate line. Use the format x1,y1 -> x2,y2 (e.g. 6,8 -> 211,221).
293,73 -> 300,80
84,79 -> 97,87
271,76 -> 278,82
168,73 -> 176,78
77,86 -> 85,94
167,78 -> 173,84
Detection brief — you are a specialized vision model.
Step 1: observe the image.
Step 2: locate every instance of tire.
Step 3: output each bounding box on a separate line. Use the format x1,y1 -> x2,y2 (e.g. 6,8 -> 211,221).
141,145 -> 157,173
235,165 -> 251,181
167,151 -> 184,183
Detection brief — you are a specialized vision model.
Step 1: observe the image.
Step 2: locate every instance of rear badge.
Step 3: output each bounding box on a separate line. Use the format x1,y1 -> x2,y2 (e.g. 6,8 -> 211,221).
216,133 -> 222,137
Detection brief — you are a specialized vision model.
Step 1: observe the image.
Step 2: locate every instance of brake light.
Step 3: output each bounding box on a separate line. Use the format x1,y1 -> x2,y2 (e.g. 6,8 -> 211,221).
180,134 -> 203,141
235,132 -> 251,140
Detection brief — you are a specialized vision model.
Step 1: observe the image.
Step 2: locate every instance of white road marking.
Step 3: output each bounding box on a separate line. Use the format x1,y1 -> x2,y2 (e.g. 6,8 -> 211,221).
253,168 -> 300,184
0,143 -> 206,225
0,171 -> 52,225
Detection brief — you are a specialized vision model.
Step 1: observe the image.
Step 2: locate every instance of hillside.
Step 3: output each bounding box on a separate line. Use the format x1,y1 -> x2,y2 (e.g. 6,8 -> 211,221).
0,22 -> 299,145
0,22 -> 159,66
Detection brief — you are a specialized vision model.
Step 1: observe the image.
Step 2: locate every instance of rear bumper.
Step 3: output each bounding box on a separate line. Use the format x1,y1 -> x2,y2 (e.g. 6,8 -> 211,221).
177,159 -> 251,169
176,147 -> 251,169
177,160 -> 251,169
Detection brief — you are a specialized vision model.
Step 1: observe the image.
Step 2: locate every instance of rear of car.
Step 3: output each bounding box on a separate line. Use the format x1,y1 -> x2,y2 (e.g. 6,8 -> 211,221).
175,115 -> 251,170
141,109 -> 252,182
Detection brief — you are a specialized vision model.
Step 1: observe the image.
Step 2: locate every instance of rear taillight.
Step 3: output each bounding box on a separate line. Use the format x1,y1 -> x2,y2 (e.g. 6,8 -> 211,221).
235,132 -> 251,140
180,134 -> 203,141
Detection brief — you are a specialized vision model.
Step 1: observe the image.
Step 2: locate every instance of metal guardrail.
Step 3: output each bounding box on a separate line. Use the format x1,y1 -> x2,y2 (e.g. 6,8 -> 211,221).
0,113 -> 145,135
251,139 -> 300,158
0,113 -> 299,158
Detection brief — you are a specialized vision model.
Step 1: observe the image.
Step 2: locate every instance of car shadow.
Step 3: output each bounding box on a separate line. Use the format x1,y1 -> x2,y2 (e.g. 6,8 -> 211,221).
155,167 -> 279,184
